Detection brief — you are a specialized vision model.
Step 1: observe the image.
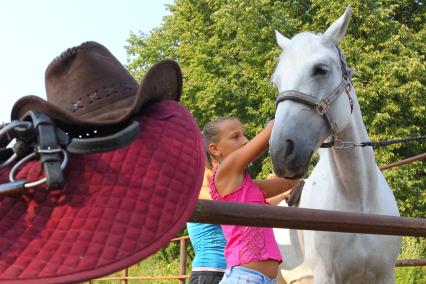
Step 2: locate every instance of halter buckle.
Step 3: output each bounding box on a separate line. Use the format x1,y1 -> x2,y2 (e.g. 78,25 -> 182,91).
345,83 -> 352,94
316,100 -> 329,115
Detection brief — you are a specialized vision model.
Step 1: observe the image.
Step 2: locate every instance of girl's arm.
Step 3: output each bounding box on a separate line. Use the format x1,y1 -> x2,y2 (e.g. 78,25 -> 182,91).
216,120 -> 274,196
198,184 -> 212,200
199,168 -> 213,200
266,190 -> 292,205
222,120 -> 274,173
255,177 -> 297,199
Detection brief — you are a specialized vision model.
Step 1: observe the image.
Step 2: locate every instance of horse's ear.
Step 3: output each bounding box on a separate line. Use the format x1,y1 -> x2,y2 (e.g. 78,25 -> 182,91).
324,5 -> 352,44
275,30 -> 290,50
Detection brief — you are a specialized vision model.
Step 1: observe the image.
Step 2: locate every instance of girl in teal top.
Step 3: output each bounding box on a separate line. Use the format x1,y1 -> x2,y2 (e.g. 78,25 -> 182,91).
187,166 -> 227,284
187,222 -> 227,269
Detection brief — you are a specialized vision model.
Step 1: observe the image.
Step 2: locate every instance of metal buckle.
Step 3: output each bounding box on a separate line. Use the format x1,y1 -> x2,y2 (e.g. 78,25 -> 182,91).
333,139 -> 362,149
316,100 -> 329,115
345,83 -> 352,94
36,145 -> 63,154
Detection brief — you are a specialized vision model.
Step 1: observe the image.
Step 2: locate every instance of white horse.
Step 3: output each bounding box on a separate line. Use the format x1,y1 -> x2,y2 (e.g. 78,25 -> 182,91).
270,6 -> 402,284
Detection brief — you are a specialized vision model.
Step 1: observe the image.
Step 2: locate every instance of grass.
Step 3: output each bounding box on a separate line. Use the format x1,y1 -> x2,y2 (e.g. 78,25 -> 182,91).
86,250 -> 192,284
395,237 -> 426,284
396,266 -> 426,284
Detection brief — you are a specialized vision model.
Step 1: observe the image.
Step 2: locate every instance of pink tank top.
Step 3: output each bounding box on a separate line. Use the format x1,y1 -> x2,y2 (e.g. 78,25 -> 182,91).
210,172 -> 282,268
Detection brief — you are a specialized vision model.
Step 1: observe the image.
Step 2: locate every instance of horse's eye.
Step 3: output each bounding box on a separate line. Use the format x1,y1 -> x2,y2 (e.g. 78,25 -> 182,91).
312,64 -> 329,76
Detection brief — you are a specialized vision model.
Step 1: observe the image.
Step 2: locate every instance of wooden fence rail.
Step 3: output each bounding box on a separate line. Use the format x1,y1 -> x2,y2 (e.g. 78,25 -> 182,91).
380,152 -> 426,171
190,200 -> 426,237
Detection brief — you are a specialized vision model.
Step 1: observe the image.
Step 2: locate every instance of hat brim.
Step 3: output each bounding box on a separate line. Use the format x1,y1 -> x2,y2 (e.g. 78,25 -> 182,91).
11,60 -> 182,131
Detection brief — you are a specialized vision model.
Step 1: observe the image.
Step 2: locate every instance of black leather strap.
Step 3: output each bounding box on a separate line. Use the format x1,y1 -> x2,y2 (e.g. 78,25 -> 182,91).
287,180 -> 305,207
0,179 -> 26,195
22,111 -> 64,190
66,121 -> 140,154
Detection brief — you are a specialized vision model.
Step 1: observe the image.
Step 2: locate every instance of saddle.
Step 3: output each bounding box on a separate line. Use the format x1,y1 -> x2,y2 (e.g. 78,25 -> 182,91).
0,42 -> 205,283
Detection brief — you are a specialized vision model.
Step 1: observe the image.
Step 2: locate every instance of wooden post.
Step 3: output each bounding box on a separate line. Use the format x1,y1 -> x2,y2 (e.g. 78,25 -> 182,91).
179,238 -> 187,284
121,268 -> 128,284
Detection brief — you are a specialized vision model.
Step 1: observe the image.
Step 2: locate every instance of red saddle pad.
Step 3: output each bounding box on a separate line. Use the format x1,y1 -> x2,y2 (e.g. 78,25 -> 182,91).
0,101 -> 204,283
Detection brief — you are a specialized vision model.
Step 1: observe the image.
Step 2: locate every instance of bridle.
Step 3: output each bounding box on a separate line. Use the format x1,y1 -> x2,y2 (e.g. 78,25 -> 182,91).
275,46 -> 354,148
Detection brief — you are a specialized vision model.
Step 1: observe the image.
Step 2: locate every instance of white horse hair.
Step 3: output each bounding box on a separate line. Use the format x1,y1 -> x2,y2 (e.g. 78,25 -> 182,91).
270,6 -> 402,284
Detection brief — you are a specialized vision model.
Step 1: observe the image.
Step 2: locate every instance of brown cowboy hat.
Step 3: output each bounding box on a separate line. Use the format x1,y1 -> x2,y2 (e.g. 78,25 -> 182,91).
11,41 -> 182,131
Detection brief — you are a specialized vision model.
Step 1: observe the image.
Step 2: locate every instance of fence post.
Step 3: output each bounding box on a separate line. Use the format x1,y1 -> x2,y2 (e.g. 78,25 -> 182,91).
121,268 -> 128,284
179,238 -> 187,284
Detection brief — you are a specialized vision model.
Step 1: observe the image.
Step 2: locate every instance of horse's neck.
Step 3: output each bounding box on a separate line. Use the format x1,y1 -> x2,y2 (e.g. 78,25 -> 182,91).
321,92 -> 379,209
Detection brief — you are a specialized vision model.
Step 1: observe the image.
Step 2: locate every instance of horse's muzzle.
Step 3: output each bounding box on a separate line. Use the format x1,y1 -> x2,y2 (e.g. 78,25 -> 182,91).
269,139 -> 313,179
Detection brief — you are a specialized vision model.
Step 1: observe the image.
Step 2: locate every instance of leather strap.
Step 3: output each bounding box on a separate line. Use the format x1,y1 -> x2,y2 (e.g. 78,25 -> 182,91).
22,111 -> 64,189
287,180 -> 305,207
0,179 -> 27,195
276,78 -> 351,135
66,121 -> 140,154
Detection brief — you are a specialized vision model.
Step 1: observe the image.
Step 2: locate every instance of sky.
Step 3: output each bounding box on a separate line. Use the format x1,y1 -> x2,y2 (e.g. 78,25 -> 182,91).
0,0 -> 174,122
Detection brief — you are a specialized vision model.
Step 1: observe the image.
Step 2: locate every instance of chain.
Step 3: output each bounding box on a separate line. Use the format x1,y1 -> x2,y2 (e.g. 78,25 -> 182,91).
332,135 -> 426,149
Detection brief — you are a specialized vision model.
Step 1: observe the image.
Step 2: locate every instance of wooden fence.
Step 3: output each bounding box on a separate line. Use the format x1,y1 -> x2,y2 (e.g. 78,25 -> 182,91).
89,235 -> 426,283
90,152 -> 426,282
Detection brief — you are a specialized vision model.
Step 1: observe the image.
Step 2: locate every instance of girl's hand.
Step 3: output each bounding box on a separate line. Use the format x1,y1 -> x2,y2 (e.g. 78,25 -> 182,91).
281,190 -> 292,201
266,190 -> 292,205
256,174 -> 297,199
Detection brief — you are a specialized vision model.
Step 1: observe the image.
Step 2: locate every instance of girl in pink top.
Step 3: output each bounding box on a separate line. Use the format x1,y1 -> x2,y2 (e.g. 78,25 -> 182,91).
203,118 -> 296,283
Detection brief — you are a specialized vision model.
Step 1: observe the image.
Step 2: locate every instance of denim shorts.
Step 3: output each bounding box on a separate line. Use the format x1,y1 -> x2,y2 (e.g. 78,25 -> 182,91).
219,266 -> 277,284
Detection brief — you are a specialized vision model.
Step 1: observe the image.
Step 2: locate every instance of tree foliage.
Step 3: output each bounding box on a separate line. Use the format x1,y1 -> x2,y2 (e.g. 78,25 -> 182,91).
126,0 -> 425,219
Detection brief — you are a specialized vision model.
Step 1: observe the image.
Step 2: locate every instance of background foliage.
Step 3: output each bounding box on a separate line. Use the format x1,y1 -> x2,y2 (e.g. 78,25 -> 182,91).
126,0 -> 424,217
125,0 -> 425,282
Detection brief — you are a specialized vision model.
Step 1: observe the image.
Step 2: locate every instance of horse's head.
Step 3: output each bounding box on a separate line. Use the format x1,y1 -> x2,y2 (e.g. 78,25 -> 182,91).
270,6 -> 353,179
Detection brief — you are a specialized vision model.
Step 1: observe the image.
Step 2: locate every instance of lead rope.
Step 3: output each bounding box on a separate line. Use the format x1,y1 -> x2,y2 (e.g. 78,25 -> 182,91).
330,135 -> 426,149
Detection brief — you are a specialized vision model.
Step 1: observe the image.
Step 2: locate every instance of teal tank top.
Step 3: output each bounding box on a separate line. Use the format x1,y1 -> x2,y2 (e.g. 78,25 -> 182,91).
187,222 -> 227,269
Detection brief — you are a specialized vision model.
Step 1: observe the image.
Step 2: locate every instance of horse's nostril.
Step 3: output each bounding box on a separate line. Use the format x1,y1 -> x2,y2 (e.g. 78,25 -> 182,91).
284,139 -> 294,159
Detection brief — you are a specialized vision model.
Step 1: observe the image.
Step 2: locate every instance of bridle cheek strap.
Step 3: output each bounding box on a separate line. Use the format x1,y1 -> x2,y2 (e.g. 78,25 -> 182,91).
275,76 -> 353,136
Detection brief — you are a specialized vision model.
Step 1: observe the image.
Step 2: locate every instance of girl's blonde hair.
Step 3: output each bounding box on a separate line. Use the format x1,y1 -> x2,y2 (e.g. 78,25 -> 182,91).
202,117 -> 239,170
